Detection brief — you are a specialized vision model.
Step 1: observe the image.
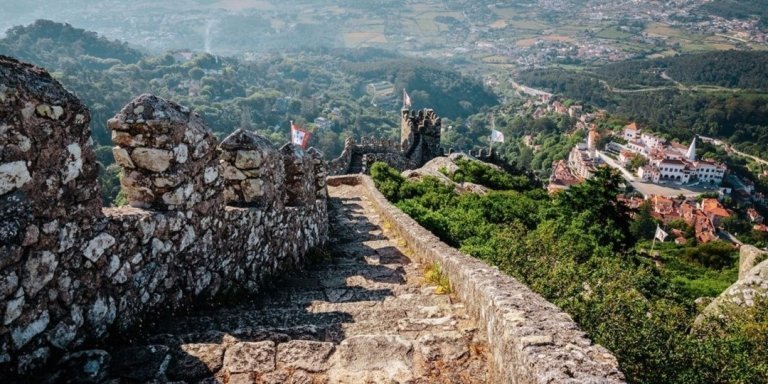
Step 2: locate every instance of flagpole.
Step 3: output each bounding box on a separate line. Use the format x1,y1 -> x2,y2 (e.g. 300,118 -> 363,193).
489,115 -> 495,157
489,135 -> 493,156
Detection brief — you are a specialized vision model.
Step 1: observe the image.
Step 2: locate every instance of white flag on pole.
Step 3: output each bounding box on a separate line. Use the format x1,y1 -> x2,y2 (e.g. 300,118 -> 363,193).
490,129 -> 505,143
654,226 -> 668,242
403,89 -> 411,108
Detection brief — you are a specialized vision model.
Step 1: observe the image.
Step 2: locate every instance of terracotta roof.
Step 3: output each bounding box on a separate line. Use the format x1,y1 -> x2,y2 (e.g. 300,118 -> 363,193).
701,198 -> 731,218
549,160 -> 581,187
694,212 -> 719,243
670,142 -> 687,150
620,150 -> 636,158
660,159 -> 686,166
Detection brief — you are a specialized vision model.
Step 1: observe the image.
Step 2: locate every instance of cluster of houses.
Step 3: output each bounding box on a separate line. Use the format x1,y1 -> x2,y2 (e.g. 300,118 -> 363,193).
547,122 -> 732,195
543,119 -> 768,246
621,193 -> 768,245
612,123 -> 727,185
521,95 -> 602,129
620,195 -> 733,244
548,129 -> 603,193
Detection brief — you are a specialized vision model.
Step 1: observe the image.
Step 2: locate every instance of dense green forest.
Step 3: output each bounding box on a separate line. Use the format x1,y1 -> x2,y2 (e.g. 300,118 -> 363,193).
371,160 -> 767,384
699,0 -> 768,28
595,51 -> 768,91
516,51 -> 768,159
0,20 -> 498,204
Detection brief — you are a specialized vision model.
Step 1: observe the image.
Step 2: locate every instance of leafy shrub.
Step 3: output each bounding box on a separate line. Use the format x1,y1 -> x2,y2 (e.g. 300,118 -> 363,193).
684,241 -> 737,270
370,162 -> 404,201
450,158 -> 532,190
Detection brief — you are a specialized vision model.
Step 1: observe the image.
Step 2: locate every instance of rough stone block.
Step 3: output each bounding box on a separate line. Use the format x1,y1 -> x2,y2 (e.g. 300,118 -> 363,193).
131,148 -> 173,173
223,341 -> 275,374
334,335 -> 413,375
167,343 -> 225,380
276,340 -> 334,372
54,349 -> 111,383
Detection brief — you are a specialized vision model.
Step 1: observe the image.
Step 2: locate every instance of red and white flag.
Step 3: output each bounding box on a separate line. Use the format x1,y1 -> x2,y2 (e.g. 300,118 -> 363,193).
291,121 -> 311,149
403,89 -> 411,109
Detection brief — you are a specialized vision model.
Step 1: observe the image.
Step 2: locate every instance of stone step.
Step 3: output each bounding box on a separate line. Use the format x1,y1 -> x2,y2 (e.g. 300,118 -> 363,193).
50,182 -> 492,383
105,328 -> 486,383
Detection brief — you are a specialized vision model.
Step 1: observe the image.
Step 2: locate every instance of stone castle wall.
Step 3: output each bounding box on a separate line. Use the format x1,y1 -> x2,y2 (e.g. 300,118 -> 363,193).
329,174 -> 626,384
0,57 -> 328,376
328,109 -> 442,176
327,136 -> 412,175
400,108 -> 441,165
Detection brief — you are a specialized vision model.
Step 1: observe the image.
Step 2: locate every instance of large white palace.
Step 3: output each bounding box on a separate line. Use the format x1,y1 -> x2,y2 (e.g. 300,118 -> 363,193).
615,124 -> 727,185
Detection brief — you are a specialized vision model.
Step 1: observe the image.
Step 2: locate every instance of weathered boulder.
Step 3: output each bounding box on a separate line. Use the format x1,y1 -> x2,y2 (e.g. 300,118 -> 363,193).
401,153 -> 491,195
739,245 -> 768,279
697,246 -> 768,326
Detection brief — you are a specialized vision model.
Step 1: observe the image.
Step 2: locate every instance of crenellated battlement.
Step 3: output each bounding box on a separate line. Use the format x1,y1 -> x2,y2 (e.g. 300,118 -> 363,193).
0,57 -> 328,376
328,108 -> 443,175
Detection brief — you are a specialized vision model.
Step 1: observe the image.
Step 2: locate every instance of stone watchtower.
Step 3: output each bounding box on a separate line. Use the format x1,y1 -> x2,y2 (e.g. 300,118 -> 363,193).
400,108 -> 442,166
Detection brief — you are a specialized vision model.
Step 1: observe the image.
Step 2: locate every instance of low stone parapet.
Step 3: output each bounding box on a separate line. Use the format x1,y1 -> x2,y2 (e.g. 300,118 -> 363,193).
331,174 -> 626,384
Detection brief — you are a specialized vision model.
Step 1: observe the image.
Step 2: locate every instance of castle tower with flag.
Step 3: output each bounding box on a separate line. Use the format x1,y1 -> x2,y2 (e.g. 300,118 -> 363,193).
400,108 -> 442,166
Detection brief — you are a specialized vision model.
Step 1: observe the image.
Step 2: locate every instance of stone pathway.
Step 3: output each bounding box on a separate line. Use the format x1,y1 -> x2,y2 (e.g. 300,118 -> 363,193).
97,183 -> 490,383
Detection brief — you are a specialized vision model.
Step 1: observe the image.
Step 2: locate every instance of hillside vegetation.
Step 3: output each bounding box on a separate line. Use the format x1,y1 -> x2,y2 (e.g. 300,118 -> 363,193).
699,0 -> 768,28
372,160 -> 767,384
0,20 -> 498,204
595,50 -> 768,91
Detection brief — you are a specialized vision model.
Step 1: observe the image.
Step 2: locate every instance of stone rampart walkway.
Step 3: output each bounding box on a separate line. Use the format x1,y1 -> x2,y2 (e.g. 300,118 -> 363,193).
90,183 -> 489,383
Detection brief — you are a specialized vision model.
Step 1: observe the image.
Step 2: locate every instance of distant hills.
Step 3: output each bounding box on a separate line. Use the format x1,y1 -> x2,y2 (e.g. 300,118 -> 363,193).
521,50 -> 768,93
0,19 -> 497,156
0,20 -> 143,68
596,50 -> 768,91
699,0 -> 768,28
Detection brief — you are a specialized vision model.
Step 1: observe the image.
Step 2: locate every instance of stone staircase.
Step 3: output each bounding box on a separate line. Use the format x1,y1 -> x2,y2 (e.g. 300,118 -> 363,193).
63,183 -> 490,383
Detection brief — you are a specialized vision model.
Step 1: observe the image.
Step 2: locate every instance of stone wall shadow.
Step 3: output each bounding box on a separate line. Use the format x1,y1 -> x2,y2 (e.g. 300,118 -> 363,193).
61,194 -> 410,383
